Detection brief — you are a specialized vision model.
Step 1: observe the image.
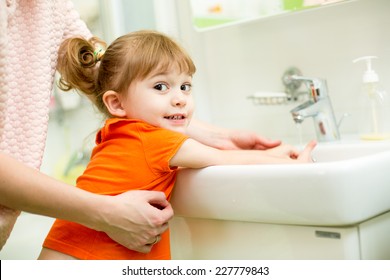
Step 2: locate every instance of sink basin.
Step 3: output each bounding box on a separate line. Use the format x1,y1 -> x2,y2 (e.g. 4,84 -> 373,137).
311,140 -> 390,162
171,140 -> 390,226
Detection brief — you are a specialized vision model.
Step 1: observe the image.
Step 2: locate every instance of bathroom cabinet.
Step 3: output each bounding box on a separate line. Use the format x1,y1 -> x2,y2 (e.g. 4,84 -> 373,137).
170,211 -> 390,259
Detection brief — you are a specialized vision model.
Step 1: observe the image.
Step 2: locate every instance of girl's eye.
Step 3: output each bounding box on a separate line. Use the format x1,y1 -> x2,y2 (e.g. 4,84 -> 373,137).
154,83 -> 168,91
181,84 -> 192,92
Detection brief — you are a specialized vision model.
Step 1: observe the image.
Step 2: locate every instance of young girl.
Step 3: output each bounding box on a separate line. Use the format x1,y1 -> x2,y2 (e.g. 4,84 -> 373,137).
39,30 -> 316,260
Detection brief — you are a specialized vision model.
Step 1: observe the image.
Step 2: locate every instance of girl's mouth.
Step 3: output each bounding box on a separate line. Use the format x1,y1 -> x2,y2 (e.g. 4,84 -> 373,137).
164,115 -> 185,120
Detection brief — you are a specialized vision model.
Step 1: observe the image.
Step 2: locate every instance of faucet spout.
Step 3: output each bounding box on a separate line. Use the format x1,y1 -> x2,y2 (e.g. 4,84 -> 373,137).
291,100 -> 317,123
289,76 -> 340,142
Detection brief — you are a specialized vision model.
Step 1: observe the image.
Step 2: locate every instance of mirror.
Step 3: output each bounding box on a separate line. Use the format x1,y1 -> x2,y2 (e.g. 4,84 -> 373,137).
191,0 -> 351,30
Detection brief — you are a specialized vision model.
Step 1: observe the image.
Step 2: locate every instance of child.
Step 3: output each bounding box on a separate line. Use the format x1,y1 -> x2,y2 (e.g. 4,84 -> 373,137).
39,30 -> 316,260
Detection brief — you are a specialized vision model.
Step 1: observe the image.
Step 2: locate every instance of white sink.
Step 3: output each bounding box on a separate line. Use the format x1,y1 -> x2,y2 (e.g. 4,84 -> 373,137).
171,140 -> 390,226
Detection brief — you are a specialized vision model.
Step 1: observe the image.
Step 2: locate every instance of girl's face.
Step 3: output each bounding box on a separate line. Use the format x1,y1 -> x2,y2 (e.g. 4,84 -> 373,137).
121,66 -> 194,134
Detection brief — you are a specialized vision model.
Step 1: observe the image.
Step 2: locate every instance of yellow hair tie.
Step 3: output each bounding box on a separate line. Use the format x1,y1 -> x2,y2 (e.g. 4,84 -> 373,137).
94,47 -> 105,62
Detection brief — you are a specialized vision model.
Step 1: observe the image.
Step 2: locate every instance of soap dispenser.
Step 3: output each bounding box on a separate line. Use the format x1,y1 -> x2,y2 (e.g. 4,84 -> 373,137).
353,56 -> 390,140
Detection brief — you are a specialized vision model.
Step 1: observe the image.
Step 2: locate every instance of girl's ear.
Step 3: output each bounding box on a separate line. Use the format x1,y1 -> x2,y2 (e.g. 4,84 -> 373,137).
102,90 -> 127,117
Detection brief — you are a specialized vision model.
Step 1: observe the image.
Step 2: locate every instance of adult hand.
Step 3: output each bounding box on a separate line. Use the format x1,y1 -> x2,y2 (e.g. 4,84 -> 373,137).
226,130 -> 282,150
187,119 -> 281,151
99,190 -> 173,253
0,153 -> 173,254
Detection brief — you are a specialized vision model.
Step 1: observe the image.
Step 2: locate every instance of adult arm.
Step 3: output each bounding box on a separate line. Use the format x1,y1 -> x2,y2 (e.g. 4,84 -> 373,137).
187,118 -> 282,150
0,153 -> 172,253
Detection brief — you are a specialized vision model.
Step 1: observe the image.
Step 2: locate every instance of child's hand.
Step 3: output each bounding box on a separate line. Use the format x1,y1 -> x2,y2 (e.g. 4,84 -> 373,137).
297,140 -> 317,163
265,143 -> 300,159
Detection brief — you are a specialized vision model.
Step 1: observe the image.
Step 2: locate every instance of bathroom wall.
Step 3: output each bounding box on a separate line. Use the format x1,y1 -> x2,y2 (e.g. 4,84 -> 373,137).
174,0 -> 390,143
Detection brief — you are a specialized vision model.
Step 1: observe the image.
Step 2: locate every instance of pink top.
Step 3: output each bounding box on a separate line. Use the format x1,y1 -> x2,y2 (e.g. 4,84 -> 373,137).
0,0 -> 92,249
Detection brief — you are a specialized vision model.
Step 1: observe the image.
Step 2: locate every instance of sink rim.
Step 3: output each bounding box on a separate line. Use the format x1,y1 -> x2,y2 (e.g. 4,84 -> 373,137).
172,141 -> 390,226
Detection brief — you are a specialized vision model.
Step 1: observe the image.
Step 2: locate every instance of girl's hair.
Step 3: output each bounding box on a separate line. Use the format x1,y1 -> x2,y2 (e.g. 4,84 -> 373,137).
57,30 -> 196,117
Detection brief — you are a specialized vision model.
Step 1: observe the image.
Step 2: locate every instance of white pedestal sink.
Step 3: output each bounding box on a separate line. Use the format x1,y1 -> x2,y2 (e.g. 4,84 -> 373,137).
170,140 -> 390,259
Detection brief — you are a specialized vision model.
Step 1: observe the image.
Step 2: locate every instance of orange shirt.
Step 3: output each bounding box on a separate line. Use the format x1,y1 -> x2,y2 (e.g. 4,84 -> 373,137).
43,118 -> 189,260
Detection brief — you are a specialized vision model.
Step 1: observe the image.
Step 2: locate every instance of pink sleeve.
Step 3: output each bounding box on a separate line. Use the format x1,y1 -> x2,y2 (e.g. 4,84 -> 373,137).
62,0 -> 93,40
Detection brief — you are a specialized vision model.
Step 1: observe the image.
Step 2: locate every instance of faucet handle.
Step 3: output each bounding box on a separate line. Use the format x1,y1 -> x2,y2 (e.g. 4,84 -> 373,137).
290,75 -> 323,88
290,75 -> 328,101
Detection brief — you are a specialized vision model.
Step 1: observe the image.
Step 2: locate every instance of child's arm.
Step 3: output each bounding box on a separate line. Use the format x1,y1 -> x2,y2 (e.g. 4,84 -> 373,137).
170,139 -> 317,168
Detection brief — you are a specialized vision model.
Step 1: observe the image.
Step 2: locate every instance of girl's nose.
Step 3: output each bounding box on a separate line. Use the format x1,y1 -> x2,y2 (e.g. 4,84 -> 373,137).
171,92 -> 187,107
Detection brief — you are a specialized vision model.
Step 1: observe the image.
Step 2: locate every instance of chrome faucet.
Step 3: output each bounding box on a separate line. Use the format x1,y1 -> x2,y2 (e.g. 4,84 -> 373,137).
289,75 -> 340,142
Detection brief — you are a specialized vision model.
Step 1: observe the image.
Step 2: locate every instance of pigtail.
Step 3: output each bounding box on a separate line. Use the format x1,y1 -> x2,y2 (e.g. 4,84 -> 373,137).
57,36 -> 106,101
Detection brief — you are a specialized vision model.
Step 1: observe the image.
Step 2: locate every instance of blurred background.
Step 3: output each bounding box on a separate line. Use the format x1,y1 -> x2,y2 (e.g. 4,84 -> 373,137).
1,0 -> 389,259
